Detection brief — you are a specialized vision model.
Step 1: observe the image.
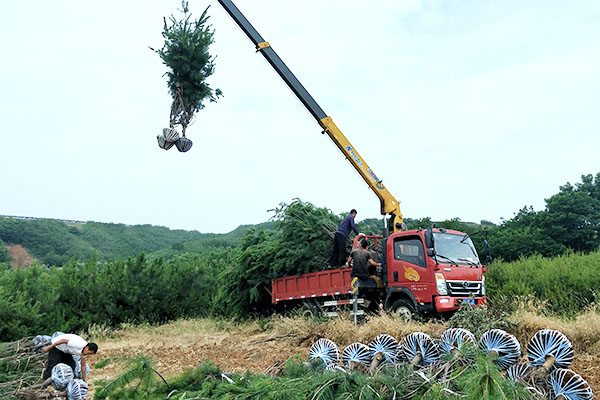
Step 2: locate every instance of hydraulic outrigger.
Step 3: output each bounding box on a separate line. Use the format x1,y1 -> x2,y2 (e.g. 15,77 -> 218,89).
217,0 -> 405,235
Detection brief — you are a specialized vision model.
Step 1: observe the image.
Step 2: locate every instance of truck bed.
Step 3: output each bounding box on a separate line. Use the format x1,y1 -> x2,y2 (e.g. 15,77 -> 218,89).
271,267 -> 352,304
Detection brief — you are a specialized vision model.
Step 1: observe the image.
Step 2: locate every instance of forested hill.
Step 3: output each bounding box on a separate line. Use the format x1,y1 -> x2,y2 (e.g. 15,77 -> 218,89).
0,216 -> 273,266
2,172 -> 600,268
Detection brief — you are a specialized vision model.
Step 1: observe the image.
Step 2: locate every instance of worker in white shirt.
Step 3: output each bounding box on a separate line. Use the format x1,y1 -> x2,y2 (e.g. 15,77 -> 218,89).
42,333 -> 98,382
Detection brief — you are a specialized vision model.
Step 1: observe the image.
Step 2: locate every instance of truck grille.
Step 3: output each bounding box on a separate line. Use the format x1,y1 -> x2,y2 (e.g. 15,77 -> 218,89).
446,280 -> 482,297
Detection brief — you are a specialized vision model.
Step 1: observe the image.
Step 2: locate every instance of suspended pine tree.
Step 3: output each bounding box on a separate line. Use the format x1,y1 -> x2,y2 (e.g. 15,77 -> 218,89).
153,1 -> 222,153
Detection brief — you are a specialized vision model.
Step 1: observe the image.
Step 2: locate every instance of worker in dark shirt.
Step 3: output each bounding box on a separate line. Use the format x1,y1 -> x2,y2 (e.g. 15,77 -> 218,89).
349,238 -> 382,279
329,209 -> 359,267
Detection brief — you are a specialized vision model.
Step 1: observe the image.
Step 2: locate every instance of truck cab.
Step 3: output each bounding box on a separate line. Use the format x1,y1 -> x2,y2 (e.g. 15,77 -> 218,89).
383,227 -> 486,319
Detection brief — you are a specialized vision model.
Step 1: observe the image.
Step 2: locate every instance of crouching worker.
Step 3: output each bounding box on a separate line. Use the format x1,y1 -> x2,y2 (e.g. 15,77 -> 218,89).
42,333 -> 98,382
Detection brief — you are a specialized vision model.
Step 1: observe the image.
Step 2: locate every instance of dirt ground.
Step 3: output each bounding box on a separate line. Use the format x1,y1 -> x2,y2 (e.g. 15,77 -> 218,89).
84,318 -> 600,398
7,244 -> 35,268
572,353 -> 600,395
87,319 -> 309,396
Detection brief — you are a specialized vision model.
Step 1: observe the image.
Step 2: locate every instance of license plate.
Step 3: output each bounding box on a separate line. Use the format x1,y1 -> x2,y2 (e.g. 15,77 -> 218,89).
465,298 -> 475,306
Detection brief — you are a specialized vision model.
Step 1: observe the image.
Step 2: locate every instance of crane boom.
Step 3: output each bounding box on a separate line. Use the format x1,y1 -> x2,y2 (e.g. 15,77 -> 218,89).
217,0 -> 404,233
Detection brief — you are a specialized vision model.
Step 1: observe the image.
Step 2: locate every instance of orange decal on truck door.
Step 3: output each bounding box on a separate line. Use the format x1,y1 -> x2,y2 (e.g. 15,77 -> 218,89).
404,266 -> 420,282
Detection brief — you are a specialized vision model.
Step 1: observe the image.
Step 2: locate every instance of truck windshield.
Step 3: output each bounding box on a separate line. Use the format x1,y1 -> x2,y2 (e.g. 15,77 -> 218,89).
433,232 -> 480,266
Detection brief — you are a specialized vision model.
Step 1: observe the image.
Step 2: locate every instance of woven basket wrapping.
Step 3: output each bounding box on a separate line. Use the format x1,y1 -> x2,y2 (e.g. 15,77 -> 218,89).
309,338 -> 340,367
33,335 -> 51,346
479,329 -> 521,370
368,334 -> 399,364
72,355 -> 91,379
506,362 -> 535,382
51,363 -> 74,390
341,342 -> 371,367
162,127 -> 180,142
550,368 -> 593,400
67,378 -> 89,400
401,332 -> 440,366
175,137 -> 193,152
527,329 -> 573,371
439,328 -> 476,358
157,135 -> 175,150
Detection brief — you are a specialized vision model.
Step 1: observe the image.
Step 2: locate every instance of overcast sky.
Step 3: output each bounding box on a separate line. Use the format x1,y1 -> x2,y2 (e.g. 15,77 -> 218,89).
1,1 -> 598,233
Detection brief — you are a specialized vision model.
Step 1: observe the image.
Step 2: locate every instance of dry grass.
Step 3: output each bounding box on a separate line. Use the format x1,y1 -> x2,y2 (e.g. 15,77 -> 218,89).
512,305 -> 600,354
270,312 -> 446,348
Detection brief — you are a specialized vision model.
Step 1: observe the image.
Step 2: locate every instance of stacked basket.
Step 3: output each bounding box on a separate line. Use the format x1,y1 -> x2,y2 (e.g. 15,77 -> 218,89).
157,127 -> 193,152
309,328 -> 593,400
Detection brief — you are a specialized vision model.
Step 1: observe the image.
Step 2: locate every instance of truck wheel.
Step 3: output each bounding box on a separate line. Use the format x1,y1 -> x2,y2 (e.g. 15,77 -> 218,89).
391,299 -> 414,322
299,301 -> 319,317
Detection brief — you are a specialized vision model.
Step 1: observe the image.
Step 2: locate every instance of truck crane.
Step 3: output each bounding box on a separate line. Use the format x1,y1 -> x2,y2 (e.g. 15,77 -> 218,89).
218,1 -> 488,320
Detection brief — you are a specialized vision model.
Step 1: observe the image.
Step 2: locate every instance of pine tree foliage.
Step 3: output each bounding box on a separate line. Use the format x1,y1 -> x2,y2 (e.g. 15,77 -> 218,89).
88,356 -> 537,400
0,238 -> 9,263
456,354 -> 531,400
95,355 -> 165,399
154,1 -> 222,133
213,199 -> 341,317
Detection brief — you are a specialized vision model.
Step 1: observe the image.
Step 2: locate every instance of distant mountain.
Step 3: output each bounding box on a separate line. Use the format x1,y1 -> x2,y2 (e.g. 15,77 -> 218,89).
0,216 -> 274,267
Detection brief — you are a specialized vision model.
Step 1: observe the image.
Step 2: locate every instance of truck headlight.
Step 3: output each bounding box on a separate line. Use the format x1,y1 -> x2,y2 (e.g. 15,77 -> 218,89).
435,273 -> 448,295
481,276 -> 486,296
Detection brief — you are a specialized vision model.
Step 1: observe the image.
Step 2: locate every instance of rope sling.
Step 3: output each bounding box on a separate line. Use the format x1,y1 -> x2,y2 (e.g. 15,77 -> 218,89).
158,83 -> 193,152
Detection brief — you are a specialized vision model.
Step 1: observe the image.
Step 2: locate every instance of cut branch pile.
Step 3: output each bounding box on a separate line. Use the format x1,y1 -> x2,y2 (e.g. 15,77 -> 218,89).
0,337 -> 47,399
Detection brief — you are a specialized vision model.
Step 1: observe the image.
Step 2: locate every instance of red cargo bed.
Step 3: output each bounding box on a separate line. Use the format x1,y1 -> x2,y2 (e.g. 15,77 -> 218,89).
271,267 -> 352,304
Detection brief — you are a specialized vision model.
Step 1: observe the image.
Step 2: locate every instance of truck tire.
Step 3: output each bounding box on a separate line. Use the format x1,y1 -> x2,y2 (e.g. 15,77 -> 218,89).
299,301 -> 319,317
391,299 -> 414,322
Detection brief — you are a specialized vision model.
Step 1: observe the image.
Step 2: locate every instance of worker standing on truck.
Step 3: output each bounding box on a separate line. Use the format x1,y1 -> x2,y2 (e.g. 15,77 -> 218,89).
348,238 -> 382,279
329,209 -> 359,267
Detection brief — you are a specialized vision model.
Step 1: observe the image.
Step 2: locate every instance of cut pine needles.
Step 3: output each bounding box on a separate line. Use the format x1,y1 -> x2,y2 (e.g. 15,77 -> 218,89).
92,353 -> 536,400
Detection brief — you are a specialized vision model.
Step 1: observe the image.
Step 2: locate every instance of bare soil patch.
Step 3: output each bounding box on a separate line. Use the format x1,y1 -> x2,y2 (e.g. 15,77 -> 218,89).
7,244 -> 35,268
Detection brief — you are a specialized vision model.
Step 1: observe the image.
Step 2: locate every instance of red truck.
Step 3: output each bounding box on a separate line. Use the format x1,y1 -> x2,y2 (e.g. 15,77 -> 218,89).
271,227 -> 487,320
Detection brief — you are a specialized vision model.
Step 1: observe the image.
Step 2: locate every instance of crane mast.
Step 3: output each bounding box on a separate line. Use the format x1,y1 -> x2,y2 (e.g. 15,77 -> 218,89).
217,0 -> 404,233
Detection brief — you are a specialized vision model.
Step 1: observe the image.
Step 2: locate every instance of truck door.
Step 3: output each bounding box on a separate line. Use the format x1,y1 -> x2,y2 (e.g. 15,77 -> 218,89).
388,235 -> 433,303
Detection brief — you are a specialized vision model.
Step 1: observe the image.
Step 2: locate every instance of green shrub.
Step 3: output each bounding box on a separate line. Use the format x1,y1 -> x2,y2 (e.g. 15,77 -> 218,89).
0,239 -> 9,263
0,287 -> 43,340
447,302 -> 516,340
213,199 -> 341,318
0,249 -> 228,341
486,250 -> 600,317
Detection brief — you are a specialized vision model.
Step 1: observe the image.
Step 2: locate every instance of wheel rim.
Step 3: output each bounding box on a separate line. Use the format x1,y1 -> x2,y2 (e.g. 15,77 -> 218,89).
395,306 -> 412,321
300,308 -> 314,317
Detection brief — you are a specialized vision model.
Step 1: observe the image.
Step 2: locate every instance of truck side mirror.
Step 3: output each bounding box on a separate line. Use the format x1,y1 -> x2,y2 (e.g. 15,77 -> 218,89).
427,248 -> 436,257
483,239 -> 493,264
424,228 -> 434,249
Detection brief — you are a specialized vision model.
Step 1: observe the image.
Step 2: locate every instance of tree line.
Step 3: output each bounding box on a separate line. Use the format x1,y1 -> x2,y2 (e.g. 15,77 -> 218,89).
1,173 -> 599,341
2,173 -> 598,266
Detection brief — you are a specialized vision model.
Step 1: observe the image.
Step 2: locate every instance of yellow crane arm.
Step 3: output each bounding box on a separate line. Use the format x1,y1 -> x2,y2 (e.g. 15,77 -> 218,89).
319,117 -> 403,232
218,0 -> 404,233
